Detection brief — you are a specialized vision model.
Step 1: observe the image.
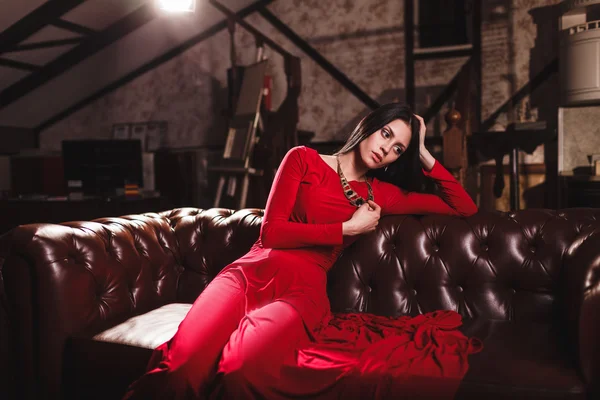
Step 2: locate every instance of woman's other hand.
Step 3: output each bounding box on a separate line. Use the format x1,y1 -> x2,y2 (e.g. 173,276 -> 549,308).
342,200 -> 381,236
414,114 -> 427,151
414,114 -> 436,171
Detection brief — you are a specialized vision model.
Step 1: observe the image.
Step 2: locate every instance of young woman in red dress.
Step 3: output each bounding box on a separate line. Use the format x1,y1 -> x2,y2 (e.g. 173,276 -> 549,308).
123,103 -> 481,399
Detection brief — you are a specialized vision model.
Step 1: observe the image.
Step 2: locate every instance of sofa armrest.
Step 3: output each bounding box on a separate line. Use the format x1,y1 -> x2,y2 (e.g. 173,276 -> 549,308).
564,226 -> 600,395
1,218 -> 181,399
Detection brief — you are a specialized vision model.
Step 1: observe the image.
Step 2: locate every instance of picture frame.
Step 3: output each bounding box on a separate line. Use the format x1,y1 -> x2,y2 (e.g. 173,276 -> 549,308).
130,123 -> 147,152
145,121 -> 168,152
111,121 -> 168,152
111,123 -> 131,140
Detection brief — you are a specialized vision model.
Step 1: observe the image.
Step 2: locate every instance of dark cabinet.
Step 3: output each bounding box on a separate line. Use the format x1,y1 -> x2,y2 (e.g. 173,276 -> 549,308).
559,175 -> 600,208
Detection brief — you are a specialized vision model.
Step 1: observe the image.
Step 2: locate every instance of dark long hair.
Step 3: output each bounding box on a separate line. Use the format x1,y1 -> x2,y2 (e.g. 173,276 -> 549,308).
335,102 -> 426,193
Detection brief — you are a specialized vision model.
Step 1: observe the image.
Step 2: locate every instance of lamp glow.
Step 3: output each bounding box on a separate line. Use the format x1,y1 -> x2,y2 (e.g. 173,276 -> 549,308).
157,0 -> 196,12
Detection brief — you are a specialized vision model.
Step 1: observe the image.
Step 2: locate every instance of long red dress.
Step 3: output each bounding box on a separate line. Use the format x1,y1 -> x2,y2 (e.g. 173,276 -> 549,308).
123,146 -> 482,400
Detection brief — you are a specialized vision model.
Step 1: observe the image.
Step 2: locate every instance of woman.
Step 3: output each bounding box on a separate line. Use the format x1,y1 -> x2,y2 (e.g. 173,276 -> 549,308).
124,103 -> 480,399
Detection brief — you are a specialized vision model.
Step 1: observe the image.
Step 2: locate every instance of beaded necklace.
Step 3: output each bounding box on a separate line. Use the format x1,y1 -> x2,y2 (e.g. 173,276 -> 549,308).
336,156 -> 374,207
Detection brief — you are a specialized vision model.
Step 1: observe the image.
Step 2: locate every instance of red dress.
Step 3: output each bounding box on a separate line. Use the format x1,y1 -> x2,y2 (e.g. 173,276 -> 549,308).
123,146 -> 482,399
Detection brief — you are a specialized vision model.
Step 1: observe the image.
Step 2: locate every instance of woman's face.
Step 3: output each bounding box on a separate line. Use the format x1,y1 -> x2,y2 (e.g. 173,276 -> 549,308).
358,118 -> 412,169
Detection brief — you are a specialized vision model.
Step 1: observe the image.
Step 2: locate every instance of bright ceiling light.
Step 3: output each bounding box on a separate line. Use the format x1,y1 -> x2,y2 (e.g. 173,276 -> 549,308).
157,0 -> 196,12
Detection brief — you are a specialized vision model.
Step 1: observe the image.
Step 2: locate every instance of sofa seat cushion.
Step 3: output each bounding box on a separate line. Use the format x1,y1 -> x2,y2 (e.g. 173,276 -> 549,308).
455,319 -> 586,399
93,303 -> 192,349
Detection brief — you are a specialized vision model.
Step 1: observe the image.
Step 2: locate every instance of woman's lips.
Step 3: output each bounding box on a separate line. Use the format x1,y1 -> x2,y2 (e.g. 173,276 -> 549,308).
372,151 -> 382,163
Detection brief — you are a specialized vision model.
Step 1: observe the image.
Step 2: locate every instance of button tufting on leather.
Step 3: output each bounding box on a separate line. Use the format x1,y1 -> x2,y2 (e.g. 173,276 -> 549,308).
457,286 -> 463,293
481,244 -> 489,251
433,245 -> 439,252
411,289 -> 417,296
590,269 -> 600,286
530,246 -> 536,253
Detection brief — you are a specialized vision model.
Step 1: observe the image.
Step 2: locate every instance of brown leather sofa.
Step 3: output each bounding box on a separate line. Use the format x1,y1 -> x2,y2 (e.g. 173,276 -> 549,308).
1,207 -> 599,400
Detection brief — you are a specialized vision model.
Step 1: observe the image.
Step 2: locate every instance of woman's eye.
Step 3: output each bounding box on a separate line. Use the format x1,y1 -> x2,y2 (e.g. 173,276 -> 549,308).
382,129 -> 390,138
394,146 -> 403,155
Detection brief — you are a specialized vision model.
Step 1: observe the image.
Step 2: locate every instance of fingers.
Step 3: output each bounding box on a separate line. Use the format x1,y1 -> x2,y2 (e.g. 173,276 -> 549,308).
360,202 -> 373,212
367,200 -> 381,212
414,114 -> 427,146
414,114 -> 424,130
360,201 -> 373,211
413,114 -> 426,130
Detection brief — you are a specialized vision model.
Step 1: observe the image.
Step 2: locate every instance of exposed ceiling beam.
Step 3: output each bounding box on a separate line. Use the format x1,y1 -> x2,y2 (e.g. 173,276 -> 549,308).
0,58 -> 40,72
257,6 -> 380,110
0,0 -> 88,54
6,38 -> 83,52
51,19 -> 96,36
36,0 -> 274,133
209,0 -> 293,59
0,3 -> 159,109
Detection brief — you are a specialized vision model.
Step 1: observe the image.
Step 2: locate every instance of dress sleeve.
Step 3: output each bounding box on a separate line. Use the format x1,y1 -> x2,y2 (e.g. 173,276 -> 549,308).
259,147 -> 343,249
380,160 -> 478,217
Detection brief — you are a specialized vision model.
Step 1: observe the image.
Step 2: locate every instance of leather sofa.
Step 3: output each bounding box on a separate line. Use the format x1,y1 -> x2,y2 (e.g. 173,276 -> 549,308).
1,207 -> 599,399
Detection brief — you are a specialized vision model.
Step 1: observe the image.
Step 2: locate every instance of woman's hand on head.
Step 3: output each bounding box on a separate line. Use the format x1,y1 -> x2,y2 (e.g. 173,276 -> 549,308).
414,114 -> 436,171
342,200 -> 381,236
414,114 -> 427,151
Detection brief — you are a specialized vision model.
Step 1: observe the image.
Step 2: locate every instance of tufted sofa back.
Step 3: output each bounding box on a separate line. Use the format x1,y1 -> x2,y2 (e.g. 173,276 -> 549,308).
328,208 -> 600,323
161,207 -> 599,324
1,209 -> 263,333
3,207 -> 600,335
